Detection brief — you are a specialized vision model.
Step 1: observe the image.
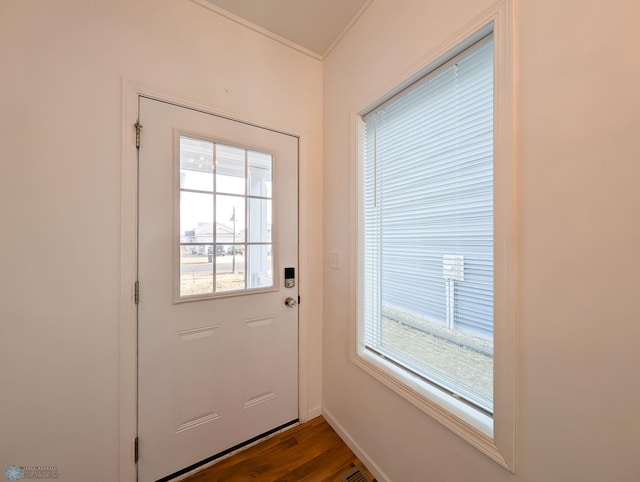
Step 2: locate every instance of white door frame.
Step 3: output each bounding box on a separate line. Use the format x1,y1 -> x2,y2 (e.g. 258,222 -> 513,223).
118,79 -> 313,482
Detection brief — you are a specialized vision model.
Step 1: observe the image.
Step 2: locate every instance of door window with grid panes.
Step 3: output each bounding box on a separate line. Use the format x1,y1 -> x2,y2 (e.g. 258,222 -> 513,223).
179,136 -> 274,298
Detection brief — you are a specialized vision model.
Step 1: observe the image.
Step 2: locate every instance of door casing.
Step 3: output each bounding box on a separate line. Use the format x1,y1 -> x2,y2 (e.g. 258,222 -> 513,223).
119,80 -> 314,482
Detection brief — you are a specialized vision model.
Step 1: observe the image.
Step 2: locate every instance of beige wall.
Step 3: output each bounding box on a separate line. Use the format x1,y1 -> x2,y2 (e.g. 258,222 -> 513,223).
2,0 -> 640,480
323,0 -> 640,481
0,1 -> 322,480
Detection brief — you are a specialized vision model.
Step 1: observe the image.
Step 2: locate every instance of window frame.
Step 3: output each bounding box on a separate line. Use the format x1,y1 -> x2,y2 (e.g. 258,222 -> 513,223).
349,1 -> 516,471
173,130 -> 279,303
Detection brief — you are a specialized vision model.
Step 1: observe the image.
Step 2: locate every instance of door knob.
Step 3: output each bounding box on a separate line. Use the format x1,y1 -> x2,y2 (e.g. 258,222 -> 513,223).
284,297 -> 297,308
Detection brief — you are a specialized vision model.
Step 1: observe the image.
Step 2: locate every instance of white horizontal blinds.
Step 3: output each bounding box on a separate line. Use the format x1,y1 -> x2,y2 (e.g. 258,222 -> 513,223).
362,35 -> 494,412
363,116 -> 382,346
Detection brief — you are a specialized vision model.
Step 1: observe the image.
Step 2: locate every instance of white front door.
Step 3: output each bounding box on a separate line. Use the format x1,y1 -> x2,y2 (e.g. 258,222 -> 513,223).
137,97 -> 299,482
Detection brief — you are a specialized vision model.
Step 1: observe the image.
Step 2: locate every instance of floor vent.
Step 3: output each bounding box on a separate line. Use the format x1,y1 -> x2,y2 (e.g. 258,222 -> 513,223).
340,466 -> 373,482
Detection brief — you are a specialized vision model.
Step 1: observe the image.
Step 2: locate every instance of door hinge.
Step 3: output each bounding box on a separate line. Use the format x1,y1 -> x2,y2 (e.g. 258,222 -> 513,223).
298,295 -> 301,305
134,436 -> 139,464
134,121 -> 142,149
134,281 -> 140,305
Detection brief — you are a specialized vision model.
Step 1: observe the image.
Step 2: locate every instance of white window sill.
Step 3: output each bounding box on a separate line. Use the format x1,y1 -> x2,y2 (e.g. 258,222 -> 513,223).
352,348 -> 512,470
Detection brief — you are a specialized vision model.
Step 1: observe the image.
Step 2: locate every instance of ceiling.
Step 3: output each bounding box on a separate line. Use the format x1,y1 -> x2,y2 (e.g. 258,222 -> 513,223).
202,0 -> 371,58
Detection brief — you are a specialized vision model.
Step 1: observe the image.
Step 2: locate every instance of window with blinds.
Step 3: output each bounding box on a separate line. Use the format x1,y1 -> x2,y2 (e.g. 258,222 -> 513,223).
361,34 -> 494,413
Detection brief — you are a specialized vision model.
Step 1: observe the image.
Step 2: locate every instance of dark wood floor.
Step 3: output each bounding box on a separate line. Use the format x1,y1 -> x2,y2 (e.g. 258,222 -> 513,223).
181,416 -> 375,482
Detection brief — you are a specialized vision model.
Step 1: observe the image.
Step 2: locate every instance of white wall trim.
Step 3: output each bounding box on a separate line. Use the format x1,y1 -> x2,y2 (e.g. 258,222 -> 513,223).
119,78 -> 317,481
322,408 -> 392,482
119,78 -> 139,482
322,0 -> 374,59
306,405 -> 323,420
189,0 -> 323,61
348,0 -> 517,472
190,0 -> 374,61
